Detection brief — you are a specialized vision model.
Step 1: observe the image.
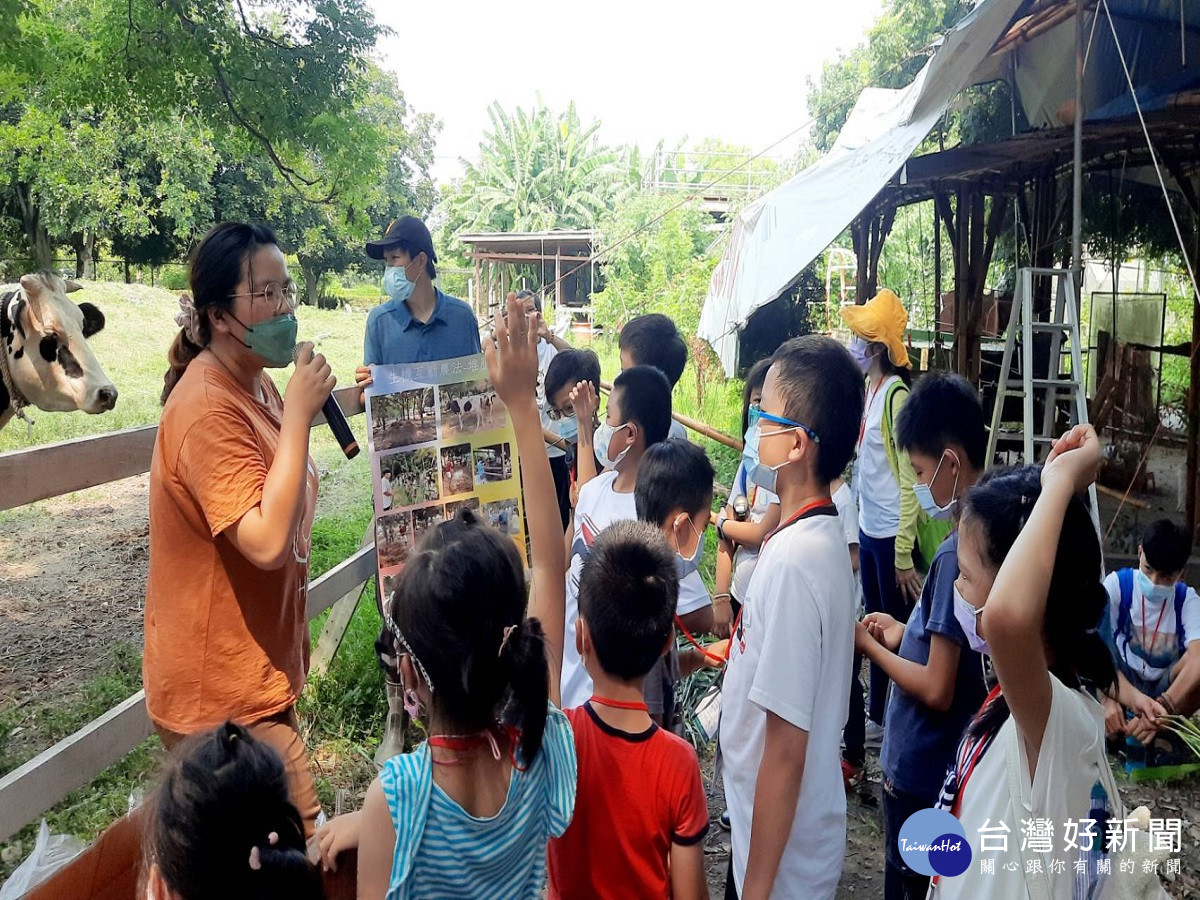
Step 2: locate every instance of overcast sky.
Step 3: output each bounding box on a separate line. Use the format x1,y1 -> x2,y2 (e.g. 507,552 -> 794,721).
370,0 -> 885,184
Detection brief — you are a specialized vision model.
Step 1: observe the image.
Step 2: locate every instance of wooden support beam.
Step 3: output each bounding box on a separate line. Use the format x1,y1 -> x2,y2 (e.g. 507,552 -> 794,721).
1188,225 -> 1200,536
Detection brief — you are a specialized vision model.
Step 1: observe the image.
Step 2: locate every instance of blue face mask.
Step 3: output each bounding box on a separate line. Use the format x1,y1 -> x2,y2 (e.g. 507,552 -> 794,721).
384,262 -> 417,304
742,420 -> 761,474
1136,569 -> 1174,604
557,416 -> 579,443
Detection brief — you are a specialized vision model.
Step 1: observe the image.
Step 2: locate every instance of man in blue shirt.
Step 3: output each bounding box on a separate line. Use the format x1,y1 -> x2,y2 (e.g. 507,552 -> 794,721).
355,216 -> 481,396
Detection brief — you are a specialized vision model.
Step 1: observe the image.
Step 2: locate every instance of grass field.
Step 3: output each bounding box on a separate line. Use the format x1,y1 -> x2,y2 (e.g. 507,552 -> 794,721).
0,285 -> 747,875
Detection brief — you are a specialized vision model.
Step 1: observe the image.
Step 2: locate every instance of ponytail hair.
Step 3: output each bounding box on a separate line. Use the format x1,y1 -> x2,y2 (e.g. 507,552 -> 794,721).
388,507 -> 549,763
874,342 -> 913,387
145,721 -> 320,900
960,465 -> 1115,738
161,222 -> 279,403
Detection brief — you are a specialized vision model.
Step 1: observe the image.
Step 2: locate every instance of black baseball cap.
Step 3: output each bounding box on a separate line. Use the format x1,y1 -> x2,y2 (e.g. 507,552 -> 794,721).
365,216 -> 438,262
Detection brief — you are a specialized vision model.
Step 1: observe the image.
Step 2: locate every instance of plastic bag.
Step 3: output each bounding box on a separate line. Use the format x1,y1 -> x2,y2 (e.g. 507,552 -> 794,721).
0,820 -> 86,899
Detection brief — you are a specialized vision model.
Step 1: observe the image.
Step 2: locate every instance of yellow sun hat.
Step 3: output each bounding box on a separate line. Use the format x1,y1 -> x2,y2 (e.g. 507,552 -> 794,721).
840,288 -> 911,369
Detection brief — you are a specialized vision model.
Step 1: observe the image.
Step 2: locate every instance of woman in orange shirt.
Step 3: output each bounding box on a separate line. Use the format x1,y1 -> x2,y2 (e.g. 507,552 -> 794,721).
144,222 -> 334,837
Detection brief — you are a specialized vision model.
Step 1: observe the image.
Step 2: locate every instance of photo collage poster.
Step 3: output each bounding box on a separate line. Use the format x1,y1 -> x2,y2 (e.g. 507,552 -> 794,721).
366,354 -> 528,605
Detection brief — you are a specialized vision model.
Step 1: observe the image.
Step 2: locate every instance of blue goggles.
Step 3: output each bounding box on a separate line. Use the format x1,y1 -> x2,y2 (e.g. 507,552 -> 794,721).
757,410 -> 820,444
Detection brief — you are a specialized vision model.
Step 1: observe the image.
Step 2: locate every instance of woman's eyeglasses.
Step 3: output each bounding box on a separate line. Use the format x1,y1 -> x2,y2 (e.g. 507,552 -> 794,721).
230,282 -> 298,315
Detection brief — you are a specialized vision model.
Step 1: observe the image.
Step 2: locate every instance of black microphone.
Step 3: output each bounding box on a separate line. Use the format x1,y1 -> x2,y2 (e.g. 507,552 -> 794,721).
323,393 -> 360,459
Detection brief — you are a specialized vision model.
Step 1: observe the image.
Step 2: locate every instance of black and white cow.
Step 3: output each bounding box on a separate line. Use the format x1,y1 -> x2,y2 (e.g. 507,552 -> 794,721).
0,272 -> 117,432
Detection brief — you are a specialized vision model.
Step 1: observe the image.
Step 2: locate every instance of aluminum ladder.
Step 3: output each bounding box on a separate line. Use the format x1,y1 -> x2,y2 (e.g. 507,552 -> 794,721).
985,267 -> 1098,515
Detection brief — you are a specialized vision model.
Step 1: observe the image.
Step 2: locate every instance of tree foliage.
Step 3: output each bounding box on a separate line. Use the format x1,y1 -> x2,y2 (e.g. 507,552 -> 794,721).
590,192 -> 716,339
442,99 -> 624,236
0,0 -> 435,293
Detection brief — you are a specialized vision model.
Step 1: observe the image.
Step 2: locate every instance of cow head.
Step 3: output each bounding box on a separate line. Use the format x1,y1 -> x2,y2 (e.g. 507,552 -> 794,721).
0,273 -> 118,419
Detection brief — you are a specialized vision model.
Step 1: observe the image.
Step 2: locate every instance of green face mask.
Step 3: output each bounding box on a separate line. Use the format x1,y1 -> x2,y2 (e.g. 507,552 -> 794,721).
230,312 -> 298,368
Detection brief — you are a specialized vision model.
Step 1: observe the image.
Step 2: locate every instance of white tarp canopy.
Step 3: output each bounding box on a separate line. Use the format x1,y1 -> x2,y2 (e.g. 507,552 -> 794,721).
698,0 -> 1025,376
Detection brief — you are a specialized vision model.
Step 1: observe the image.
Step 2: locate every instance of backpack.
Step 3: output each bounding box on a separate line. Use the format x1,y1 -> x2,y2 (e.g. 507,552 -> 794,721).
1115,568 -> 1187,651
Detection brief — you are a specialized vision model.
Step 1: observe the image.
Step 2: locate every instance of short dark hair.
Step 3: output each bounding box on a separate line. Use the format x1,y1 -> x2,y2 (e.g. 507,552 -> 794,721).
545,348 -> 601,404
894,371 -> 987,469
147,722 -> 321,900
635,439 -> 715,527
770,335 -> 865,483
579,521 -> 678,680
1142,518 -> 1191,575
619,314 -> 687,387
516,288 -> 542,312
612,365 -> 672,447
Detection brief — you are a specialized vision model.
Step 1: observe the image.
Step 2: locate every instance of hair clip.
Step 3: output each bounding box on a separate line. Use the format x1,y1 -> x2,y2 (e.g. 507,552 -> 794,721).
498,624 -> 518,657
248,832 -> 279,871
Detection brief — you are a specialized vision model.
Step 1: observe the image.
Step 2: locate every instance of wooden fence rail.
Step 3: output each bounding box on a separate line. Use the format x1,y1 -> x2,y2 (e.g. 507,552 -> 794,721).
0,386 -> 370,842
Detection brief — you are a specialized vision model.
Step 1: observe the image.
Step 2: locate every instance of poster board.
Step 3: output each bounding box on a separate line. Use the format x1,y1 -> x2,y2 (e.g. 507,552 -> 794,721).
366,354 -> 527,603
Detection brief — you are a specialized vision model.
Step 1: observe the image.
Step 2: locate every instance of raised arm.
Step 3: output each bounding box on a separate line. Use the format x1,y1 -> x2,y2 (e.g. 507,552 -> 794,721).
486,293 -> 566,705
984,424 -> 1100,767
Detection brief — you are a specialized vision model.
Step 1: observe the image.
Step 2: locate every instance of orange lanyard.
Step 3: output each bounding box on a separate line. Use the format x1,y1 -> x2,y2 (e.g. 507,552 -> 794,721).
857,377 -> 885,449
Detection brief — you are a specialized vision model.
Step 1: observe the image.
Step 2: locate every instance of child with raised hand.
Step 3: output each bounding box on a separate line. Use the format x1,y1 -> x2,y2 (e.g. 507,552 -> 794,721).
713,358 -> 781,639
538,520 -> 708,900
349,294 -> 577,899
852,372 -> 988,899
720,335 -> 864,900
143,721 -> 322,900
933,425 -> 1121,897
559,366 -> 713,714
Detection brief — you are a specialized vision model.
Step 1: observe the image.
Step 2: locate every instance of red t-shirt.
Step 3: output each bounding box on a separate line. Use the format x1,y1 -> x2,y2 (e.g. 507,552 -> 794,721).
547,703 -> 709,899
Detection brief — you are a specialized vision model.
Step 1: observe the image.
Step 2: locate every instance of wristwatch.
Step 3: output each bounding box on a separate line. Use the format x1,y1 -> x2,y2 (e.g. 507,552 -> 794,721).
716,514 -> 728,542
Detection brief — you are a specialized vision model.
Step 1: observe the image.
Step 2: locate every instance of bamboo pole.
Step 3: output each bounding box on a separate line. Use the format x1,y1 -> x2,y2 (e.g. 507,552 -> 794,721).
599,381 -> 743,451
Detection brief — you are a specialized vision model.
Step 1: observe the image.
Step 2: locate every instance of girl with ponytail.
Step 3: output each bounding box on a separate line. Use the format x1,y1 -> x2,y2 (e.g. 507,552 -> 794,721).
143,722 -> 322,900
339,294 -> 576,898
932,426 -> 1122,898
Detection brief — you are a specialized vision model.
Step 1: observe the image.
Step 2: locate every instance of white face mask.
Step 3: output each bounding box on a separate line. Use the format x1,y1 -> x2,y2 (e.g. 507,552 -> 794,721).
952,586 -> 990,655
673,515 -> 704,578
593,421 -> 632,470
913,450 -> 960,521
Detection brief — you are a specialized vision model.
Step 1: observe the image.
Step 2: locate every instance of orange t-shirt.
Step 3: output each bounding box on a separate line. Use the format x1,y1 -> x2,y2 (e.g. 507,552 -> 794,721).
143,357 -> 318,734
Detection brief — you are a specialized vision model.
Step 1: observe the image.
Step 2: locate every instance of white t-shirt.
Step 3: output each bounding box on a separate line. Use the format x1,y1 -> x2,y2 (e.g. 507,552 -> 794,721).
831,481 -> 863,615
720,509 -> 855,898
726,460 -> 779,601
1103,571 -> 1200,683
536,340 -> 565,460
935,676 -> 1118,900
560,471 -> 711,709
854,375 -> 901,539
381,475 -> 393,511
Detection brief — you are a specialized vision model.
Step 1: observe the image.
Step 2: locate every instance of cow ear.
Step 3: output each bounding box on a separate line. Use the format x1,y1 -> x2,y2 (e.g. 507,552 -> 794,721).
64,280 -> 83,294
78,302 -> 105,338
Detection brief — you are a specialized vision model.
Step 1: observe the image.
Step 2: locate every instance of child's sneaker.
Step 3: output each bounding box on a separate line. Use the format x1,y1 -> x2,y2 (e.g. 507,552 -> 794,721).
865,720 -> 884,750
841,759 -> 864,792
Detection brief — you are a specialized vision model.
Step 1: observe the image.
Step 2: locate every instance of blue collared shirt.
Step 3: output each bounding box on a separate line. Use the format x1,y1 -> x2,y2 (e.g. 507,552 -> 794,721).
363,289 -> 482,366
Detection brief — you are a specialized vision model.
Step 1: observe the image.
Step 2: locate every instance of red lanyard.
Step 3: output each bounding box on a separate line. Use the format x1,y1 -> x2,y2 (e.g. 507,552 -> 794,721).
675,614 -> 727,664
590,696 -> 649,711
762,498 -> 837,549
949,684 -> 1003,817
857,377 -> 885,449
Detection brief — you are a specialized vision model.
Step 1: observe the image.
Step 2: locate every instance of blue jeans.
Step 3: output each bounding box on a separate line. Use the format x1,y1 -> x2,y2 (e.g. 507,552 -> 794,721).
884,779 -> 933,900
860,531 -> 912,724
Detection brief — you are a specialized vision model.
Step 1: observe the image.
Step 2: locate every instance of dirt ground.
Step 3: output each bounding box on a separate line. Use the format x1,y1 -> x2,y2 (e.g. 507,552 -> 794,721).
0,475 -> 151,760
